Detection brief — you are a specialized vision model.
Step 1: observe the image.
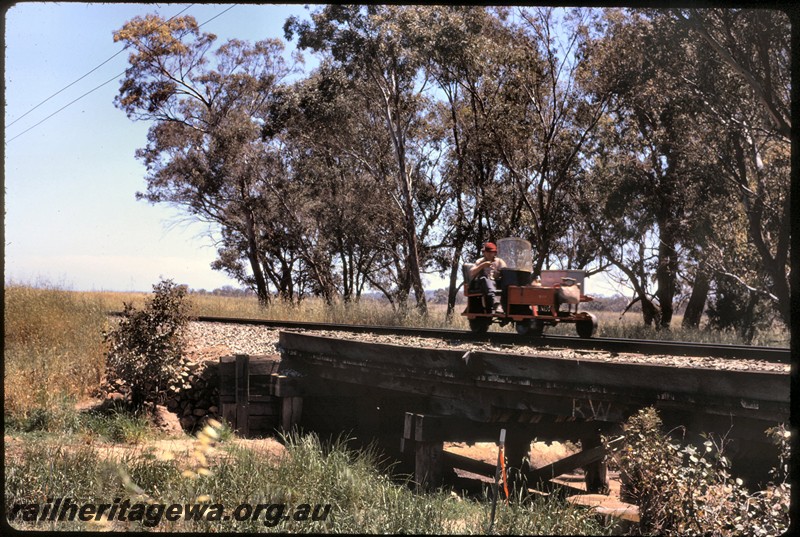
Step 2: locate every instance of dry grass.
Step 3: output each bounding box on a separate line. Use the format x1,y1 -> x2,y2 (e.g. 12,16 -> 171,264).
187,293 -> 471,330
4,283 -> 111,423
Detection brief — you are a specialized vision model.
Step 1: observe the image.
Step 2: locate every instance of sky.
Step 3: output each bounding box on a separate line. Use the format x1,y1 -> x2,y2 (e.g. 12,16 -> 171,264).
4,2 -> 620,295
4,2 -> 319,292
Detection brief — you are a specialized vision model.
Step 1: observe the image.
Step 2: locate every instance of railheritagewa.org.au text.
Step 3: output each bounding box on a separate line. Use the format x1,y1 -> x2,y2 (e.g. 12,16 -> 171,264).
8,497 -> 332,527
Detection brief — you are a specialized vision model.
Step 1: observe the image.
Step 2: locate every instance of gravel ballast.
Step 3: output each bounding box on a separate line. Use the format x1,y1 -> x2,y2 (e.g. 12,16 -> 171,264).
184,321 -> 789,373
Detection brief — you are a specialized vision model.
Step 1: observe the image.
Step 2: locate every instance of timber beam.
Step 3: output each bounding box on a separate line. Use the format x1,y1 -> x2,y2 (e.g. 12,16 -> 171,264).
402,412 -> 621,493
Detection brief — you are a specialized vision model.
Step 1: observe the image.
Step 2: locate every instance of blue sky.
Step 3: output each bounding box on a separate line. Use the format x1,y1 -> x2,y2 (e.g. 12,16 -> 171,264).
4,3 -> 319,291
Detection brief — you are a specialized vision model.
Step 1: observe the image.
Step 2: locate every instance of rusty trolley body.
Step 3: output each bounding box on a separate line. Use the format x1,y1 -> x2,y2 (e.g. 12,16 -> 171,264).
462,238 -> 597,337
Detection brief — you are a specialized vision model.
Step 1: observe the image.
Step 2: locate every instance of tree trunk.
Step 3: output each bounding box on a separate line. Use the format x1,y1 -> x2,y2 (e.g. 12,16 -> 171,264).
446,241 -> 466,322
641,298 -> 661,327
734,131 -> 791,328
278,258 -> 294,302
391,105 -> 427,316
655,231 -> 678,329
741,292 -> 759,344
682,263 -> 710,328
244,211 -> 270,307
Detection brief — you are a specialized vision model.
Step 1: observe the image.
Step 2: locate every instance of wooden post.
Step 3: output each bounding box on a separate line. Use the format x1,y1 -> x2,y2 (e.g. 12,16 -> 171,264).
415,440 -> 444,492
235,354 -> 250,436
504,432 -> 531,493
581,434 -> 609,494
281,396 -> 303,432
413,414 -> 444,491
504,433 -> 531,471
401,412 -> 415,454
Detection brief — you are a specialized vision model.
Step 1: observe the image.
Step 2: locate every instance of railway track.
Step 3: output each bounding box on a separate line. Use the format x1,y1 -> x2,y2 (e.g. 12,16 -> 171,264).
176,314 -> 790,363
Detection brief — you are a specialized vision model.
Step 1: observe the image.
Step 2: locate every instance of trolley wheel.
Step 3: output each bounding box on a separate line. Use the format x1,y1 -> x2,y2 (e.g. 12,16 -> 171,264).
516,319 -> 544,337
468,317 -> 492,334
531,319 -> 545,337
576,312 -> 598,338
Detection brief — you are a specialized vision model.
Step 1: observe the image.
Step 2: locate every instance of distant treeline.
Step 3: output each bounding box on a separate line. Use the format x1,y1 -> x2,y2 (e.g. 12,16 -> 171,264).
189,286 -> 256,298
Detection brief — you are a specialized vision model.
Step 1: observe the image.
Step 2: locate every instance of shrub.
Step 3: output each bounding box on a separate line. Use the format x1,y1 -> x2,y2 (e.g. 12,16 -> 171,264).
612,407 -> 790,536
104,279 -> 192,410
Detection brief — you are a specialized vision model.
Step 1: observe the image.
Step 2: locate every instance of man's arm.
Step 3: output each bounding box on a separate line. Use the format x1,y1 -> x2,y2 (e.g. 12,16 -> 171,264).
469,259 -> 487,280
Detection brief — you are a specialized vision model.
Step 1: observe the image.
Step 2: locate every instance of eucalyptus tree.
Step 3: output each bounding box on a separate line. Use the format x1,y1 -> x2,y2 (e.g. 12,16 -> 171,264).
583,8 -> 792,331
285,4 -> 440,314
412,6 -> 508,319
576,9 -> 743,328
269,64 -> 405,304
113,15 -> 300,305
458,7 -> 610,277
668,8 -> 791,329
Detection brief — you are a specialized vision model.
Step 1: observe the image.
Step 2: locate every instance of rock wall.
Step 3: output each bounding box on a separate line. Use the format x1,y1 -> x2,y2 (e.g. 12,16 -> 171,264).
165,361 -> 221,432
99,360 -> 221,434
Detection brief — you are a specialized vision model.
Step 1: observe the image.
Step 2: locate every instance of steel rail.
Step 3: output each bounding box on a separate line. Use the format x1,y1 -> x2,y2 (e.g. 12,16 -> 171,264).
164,314 -> 791,363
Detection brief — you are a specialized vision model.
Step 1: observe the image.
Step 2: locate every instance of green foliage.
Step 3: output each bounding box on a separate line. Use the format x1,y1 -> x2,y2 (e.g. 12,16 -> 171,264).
612,408 -> 790,536
489,479 -> 610,535
103,279 -> 192,410
706,275 -> 778,343
80,408 -> 156,444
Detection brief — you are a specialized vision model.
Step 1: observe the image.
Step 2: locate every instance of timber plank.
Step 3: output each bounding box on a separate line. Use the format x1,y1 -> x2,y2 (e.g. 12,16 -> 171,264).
280,331 -> 470,375
468,350 -> 788,403
247,401 -> 279,417
286,353 -> 788,424
221,403 -> 237,426
279,333 -> 788,421
248,414 -> 279,432
527,437 -> 623,484
407,413 -> 612,443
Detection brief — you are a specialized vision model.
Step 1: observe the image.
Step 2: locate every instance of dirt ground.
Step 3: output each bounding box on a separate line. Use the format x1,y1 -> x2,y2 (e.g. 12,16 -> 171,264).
444,439 -> 637,523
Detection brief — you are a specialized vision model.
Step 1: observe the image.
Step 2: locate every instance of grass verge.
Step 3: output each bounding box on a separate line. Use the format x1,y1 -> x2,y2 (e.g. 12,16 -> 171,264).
5,430 -> 611,534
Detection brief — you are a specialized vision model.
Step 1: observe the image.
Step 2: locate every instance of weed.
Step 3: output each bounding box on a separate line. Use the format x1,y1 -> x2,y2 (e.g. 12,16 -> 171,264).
80,408 -> 156,444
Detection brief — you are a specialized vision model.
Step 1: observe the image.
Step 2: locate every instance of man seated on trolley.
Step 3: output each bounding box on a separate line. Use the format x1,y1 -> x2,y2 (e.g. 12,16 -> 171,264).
469,242 -> 507,314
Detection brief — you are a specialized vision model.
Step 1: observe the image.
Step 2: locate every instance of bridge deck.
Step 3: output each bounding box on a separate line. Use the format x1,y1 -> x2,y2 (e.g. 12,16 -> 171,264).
219,331 -> 790,492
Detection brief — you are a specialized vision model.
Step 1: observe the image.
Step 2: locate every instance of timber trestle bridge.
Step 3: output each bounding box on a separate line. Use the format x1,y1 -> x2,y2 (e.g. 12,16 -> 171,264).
217,326 -> 790,496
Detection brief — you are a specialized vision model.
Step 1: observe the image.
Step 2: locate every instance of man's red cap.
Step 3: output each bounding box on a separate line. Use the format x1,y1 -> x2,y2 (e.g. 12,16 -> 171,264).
484,242 -> 497,252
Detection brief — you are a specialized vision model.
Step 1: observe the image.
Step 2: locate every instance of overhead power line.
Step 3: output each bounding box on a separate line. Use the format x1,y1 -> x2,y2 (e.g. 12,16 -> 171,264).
198,4 -> 237,28
6,4 -> 237,143
6,4 -> 195,131
7,72 -> 123,144
5,49 -> 126,130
